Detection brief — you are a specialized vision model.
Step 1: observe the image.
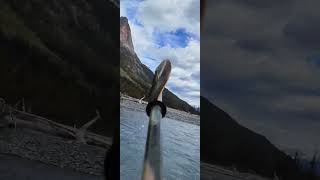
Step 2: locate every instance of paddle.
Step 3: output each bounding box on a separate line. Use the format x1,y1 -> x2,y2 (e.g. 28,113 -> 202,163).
142,60 -> 172,180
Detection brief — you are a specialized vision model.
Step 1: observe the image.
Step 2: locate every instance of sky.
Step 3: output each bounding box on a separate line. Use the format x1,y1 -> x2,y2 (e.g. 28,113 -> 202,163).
120,0 -> 200,107
202,0 -> 320,159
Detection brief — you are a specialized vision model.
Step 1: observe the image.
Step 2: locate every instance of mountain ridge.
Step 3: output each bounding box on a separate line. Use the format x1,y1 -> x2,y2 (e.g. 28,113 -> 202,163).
120,16 -> 198,114
201,96 -> 307,179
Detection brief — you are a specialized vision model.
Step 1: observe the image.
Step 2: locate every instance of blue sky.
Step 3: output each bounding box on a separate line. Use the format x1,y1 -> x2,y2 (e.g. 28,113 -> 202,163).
121,0 -> 200,107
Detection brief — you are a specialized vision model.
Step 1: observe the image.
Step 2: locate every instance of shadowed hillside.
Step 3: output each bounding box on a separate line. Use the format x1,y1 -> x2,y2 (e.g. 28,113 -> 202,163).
201,96 -> 318,180
0,0 -> 119,136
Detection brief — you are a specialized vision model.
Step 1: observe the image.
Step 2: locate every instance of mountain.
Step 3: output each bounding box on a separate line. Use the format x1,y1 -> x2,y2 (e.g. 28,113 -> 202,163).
120,17 -> 197,114
0,0 -> 119,136
200,96 -> 307,180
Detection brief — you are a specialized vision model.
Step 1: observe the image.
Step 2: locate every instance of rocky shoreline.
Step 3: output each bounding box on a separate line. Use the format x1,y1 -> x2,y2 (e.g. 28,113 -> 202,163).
0,126 -> 108,176
201,162 -> 271,180
0,153 -> 103,180
120,96 -> 200,126
0,95 -> 199,178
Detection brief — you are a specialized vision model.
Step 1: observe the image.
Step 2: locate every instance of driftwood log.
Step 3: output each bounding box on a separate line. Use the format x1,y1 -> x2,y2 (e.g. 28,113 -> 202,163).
0,100 -> 111,148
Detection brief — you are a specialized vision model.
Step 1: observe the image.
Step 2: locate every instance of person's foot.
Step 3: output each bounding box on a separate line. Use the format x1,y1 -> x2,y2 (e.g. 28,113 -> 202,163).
147,60 -> 172,102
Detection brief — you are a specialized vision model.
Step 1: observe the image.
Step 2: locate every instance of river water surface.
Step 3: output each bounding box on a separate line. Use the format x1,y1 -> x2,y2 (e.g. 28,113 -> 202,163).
120,108 -> 200,180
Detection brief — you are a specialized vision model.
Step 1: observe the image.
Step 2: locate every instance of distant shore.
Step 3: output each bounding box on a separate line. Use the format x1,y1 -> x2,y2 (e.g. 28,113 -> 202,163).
120,95 -> 200,126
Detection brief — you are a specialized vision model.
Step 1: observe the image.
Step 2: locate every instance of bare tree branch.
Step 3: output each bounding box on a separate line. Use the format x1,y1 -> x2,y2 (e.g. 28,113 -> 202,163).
139,95 -> 145,104
79,110 -> 100,131
0,98 -> 110,147
75,110 -> 100,144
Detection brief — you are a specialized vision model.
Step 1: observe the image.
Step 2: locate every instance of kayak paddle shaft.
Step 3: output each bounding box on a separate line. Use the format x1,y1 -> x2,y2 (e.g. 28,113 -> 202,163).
142,105 -> 163,180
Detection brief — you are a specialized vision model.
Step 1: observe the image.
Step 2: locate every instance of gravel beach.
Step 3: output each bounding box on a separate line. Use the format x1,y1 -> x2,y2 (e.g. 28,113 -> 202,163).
0,153 -> 103,180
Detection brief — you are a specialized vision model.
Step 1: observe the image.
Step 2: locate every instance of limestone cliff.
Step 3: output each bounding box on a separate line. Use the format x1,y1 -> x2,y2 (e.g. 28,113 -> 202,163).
120,16 -> 198,114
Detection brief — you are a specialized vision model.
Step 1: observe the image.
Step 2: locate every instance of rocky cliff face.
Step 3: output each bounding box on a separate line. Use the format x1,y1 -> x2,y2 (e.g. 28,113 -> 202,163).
120,16 -> 197,114
120,17 -> 134,53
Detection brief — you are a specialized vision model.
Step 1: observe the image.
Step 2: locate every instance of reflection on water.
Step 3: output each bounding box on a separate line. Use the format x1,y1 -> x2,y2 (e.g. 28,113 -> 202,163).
120,108 -> 200,180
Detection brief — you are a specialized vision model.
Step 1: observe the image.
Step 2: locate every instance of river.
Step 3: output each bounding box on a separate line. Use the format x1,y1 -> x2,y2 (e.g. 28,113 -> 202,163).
120,107 -> 200,180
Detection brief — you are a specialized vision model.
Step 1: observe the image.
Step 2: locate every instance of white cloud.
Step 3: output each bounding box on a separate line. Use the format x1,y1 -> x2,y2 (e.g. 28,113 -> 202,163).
142,39 -> 200,106
136,0 -> 200,36
121,0 -> 200,107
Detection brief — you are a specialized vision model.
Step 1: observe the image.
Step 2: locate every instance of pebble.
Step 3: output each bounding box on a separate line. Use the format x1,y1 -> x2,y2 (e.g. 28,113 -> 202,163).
0,127 -> 107,176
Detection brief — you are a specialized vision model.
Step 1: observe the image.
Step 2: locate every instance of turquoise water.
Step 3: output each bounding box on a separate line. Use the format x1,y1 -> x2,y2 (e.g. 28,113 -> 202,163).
120,108 -> 200,180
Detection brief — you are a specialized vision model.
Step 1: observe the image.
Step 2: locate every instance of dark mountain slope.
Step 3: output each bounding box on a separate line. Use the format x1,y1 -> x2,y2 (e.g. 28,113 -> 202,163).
120,17 -> 197,114
0,0 -> 119,136
201,96 -> 305,179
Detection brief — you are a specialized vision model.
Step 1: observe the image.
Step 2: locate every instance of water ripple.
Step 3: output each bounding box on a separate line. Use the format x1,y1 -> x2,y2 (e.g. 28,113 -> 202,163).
120,110 -> 200,180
